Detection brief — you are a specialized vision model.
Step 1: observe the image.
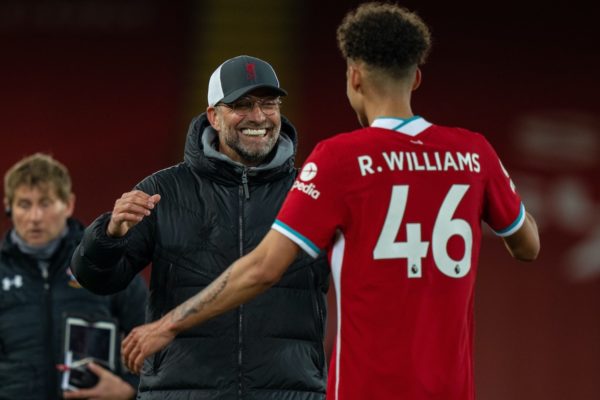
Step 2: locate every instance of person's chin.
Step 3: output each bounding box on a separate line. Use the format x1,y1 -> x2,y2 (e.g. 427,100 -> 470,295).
25,235 -> 48,247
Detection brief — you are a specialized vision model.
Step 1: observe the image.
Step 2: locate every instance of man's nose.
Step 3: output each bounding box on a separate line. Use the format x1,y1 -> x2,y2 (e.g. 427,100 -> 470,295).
246,102 -> 267,121
29,206 -> 43,221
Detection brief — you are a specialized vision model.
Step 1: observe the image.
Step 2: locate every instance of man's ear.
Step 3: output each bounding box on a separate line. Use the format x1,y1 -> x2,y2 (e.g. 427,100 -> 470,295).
412,68 -> 422,91
206,107 -> 220,130
3,198 -> 11,218
348,63 -> 363,93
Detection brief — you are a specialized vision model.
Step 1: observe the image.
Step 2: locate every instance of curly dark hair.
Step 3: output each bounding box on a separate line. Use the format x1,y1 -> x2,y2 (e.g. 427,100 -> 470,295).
337,2 -> 432,75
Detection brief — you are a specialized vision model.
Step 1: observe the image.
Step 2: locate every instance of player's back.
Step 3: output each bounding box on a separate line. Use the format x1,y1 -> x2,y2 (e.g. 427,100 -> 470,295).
276,116 -> 524,400
330,117 -> 486,399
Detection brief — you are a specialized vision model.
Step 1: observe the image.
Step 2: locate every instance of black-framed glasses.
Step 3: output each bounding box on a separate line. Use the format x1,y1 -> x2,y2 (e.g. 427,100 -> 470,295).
217,96 -> 282,116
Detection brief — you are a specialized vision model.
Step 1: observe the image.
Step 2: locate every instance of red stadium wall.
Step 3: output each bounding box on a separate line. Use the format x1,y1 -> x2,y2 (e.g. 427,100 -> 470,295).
0,1 -> 188,226
0,1 -> 190,284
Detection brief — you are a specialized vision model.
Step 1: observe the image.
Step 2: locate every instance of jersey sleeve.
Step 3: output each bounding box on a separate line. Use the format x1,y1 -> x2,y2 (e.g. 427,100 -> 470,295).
273,140 -> 346,258
481,139 -> 525,237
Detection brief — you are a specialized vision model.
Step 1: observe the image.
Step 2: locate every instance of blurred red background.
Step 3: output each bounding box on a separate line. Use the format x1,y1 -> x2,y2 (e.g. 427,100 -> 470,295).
1,1 -> 598,399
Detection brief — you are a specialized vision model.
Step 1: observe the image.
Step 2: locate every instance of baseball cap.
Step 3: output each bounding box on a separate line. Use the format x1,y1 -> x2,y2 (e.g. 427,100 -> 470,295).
207,55 -> 287,107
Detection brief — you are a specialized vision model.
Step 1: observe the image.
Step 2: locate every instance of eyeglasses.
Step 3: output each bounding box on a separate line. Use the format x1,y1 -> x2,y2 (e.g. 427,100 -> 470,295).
217,97 -> 282,116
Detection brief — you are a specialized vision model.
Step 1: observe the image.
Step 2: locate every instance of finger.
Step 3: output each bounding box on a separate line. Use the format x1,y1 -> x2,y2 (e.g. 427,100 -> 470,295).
123,335 -> 140,372
125,190 -> 161,208
122,330 -> 137,356
148,194 -> 161,205
123,342 -> 134,371
114,203 -> 153,219
127,346 -> 142,374
86,362 -> 107,377
63,388 -> 95,398
121,334 -> 141,374
122,332 -> 131,349
115,193 -> 152,212
114,197 -> 154,214
112,211 -> 146,225
134,350 -> 145,375
110,207 -> 143,227
121,190 -> 152,200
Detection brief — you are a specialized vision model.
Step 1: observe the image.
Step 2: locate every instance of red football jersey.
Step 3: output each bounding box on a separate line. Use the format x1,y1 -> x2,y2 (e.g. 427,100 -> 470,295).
273,116 -> 525,400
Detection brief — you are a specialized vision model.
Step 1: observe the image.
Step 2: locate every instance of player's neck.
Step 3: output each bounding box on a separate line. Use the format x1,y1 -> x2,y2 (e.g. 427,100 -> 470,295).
364,98 -> 414,125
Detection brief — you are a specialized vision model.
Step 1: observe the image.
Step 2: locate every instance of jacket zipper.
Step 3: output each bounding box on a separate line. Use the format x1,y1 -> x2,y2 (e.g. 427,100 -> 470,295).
309,266 -> 326,376
41,264 -> 57,397
241,169 -> 250,200
238,170 -> 248,399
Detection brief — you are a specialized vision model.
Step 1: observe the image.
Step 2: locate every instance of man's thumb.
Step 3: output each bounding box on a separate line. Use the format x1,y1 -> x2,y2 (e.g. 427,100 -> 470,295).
149,194 -> 161,204
86,362 -> 107,376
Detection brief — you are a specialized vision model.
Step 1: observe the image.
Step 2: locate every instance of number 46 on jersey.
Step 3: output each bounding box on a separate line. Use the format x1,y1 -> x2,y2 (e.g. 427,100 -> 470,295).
373,184 -> 472,279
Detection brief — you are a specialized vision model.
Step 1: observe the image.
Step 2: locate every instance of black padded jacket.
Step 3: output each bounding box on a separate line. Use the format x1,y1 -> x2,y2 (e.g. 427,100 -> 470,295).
0,218 -> 148,400
71,114 -> 329,400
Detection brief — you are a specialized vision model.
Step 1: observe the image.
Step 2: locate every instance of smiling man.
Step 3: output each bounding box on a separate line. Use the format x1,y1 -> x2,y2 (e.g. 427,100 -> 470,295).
71,56 -> 330,400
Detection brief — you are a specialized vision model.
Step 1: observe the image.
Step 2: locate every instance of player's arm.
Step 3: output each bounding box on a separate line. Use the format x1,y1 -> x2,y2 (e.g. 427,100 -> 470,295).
502,211 -> 539,261
121,229 -> 300,374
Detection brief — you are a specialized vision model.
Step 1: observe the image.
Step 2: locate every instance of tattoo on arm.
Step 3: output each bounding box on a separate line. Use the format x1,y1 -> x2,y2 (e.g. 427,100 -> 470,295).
172,268 -> 232,323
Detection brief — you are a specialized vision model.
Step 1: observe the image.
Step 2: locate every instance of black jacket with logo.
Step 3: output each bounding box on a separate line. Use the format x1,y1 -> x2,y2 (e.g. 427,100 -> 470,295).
0,218 -> 148,400
71,114 -> 330,400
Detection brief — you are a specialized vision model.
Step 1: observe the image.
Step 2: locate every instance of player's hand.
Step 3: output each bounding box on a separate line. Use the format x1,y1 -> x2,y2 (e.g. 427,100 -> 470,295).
107,190 -> 161,237
62,362 -> 135,400
122,318 -> 176,375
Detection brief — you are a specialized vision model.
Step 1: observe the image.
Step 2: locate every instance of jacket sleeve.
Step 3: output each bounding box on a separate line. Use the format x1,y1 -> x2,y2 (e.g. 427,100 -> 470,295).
110,274 -> 149,391
70,211 -> 154,295
70,189 -> 157,297
71,176 -> 159,295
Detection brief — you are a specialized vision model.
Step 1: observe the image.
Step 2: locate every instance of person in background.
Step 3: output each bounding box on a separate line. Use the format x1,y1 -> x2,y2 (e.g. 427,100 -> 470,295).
120,3 -> 540,400
71,55 -> 329,399
0,153 -> 147,400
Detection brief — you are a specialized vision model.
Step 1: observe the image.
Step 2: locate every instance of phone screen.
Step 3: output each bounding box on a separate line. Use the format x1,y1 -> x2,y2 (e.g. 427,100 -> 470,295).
61,317 -> 117,390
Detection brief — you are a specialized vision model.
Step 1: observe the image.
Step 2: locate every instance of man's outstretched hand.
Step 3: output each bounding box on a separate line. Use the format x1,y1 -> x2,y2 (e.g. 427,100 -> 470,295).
121,318 -> 176,375
107,190 -> 161,238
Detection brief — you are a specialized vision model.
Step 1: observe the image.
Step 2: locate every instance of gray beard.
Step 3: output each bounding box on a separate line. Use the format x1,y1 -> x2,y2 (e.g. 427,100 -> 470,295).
229,141 -> 275,164
225,133 -> 279,164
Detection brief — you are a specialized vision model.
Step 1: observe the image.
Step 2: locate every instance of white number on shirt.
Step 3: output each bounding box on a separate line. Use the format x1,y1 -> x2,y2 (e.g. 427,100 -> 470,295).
373,184 -> 472,278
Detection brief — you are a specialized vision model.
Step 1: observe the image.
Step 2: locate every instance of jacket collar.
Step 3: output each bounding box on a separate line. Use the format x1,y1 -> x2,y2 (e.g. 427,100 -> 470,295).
371,116 -> 432,137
